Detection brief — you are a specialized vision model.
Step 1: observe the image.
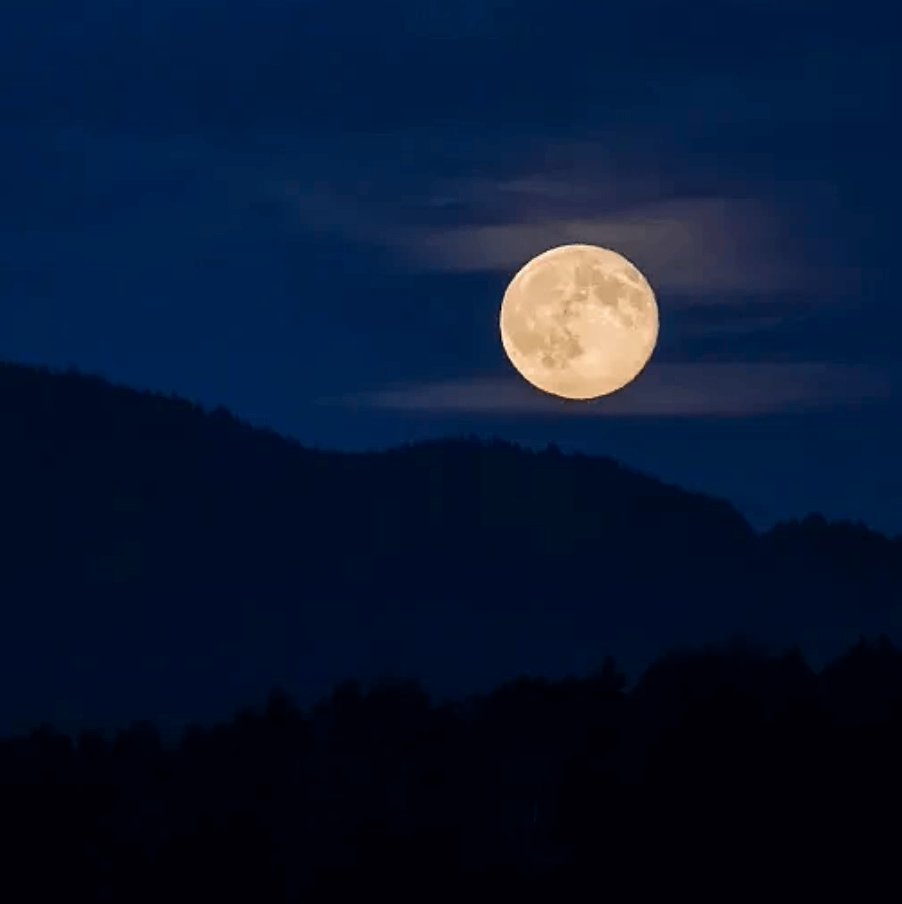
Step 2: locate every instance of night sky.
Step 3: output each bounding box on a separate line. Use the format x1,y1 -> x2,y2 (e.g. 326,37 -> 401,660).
2,1 -> 900,534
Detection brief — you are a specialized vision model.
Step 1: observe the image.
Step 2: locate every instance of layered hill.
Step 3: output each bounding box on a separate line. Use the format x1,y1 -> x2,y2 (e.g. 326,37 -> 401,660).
0,361 -> 899,737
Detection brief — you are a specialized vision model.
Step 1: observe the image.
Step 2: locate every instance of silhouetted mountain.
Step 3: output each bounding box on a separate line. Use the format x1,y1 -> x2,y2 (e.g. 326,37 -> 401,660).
0,359 -> 899,741
1,360 -> 901,894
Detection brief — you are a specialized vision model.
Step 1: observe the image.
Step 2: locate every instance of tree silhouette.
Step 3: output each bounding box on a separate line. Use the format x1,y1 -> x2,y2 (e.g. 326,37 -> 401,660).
0,361 -> 901,894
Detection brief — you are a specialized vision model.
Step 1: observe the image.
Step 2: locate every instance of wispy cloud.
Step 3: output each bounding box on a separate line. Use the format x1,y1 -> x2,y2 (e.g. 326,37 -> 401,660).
332,362 -> 890,418
265,144 -> 816,297
377,196 -> 810,295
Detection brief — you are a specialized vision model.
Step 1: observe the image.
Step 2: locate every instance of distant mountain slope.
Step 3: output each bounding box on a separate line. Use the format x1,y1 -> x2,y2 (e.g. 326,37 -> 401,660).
0,359 -> 760,603
0,360 -> 899,737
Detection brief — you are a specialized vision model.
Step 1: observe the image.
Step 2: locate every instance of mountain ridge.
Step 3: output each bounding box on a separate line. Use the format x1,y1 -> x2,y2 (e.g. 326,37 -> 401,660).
0,359 -> 899,739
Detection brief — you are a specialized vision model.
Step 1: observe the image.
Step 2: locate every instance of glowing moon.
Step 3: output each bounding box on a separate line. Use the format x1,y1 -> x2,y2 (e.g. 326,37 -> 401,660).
499,244 -> 659,400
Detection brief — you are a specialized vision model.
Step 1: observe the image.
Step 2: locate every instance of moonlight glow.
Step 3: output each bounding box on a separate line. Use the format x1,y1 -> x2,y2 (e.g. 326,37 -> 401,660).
499,244 -> 659,400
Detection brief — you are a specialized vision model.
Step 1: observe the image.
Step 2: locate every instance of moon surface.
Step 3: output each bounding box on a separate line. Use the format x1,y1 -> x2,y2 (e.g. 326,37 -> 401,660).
500,244 -> 659,400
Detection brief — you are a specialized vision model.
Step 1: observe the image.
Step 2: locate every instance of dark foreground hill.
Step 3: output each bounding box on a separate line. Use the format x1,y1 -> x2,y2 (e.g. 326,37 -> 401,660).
2,639 -> 901,898
0,360 -> 900,739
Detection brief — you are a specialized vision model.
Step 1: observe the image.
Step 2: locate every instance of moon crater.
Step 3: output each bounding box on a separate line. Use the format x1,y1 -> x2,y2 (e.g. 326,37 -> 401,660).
500,244 -> 659,400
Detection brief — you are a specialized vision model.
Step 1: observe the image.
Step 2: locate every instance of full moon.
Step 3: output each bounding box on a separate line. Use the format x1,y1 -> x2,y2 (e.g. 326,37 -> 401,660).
499,244 -> 659,400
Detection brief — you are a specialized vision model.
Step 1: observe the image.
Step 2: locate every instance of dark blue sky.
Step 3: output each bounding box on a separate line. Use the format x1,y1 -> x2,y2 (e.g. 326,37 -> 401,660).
2,0 -> 900,533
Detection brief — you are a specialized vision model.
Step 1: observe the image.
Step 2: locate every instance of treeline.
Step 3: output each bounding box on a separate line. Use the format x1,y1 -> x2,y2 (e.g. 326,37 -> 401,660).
3,636 -> 901,898
1,360 -> 901,895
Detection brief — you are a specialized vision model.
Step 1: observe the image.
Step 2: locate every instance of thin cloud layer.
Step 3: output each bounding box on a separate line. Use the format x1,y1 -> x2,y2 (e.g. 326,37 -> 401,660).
339,363 -> 890,418
379,197 -> 803,294
2,127 -> 812,299
265,144 -> 818,298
